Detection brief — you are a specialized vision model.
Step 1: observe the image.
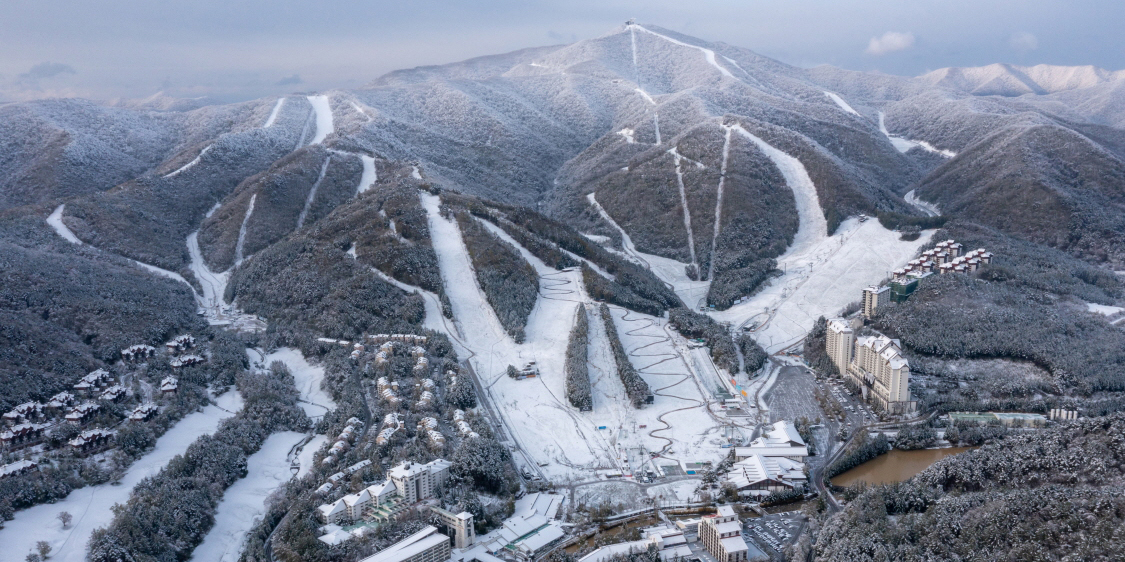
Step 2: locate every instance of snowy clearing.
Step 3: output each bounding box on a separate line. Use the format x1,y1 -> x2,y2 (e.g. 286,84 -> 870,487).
251,347 -> 336,419
357,155 -> 377,194
1087,302 -> 1125,316
47,204 -> 81,244
163,145 -> 213,178
0,390 -> 243,562
823,91 -> 860,116
617,128 -> 636,144
297,434 -> 328,478
411,165 -> 422,180
190,431 -> 305,562
878,112 -> 956,157
306,95 -> 334,145
263,98 -> 285,128
904,189 -> 940,217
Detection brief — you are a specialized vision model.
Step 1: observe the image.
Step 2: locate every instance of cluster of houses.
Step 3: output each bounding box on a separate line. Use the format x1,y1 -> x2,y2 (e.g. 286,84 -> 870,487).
322,417 -> 366,468
722,421 -> 809,498
864,240 -> 996,317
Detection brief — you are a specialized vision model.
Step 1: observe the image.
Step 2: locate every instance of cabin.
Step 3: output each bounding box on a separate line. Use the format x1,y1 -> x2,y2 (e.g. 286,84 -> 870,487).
68,429 -> 115,453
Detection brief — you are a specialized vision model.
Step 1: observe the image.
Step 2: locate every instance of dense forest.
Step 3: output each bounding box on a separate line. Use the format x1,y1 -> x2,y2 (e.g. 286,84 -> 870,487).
813,414 -> 1125,561
599,304 -> 652,408
453,211 -> 539,343
565,306 -> 593,411
87,362 -> 310,562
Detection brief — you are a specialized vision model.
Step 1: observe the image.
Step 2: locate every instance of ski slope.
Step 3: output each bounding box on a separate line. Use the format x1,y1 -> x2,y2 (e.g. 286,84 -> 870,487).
296,155 -> 331,228
357,155 -> 377,194
667,148 -> 698,270
878,112 -> 956,157
163,145 -> 213,178
630,24 -> 734,79
306,95 -> 334,145
823,91 -> 860,116
190,431 -> 305,562
47,204 -> 81,244
0,391 -> 243,562
263,98 -> 285,128
706,128 -> 931,351
587,193 -> 710,308
234,193 -> 257,266
905,189 -> 940,217
252,347 -> 336,420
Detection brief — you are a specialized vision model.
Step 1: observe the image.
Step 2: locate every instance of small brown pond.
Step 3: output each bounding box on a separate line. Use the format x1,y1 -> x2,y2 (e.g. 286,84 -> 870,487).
832,447 -> 975,487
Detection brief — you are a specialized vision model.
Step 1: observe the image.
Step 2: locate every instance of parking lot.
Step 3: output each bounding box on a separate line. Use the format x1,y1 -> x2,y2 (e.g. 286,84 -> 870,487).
744,512 -> 806,554
822,379 -> 879,430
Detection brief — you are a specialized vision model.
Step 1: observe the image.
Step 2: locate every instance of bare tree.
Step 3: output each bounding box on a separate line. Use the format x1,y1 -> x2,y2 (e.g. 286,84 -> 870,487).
36,541 -> 52,560
57,511 -> 72,529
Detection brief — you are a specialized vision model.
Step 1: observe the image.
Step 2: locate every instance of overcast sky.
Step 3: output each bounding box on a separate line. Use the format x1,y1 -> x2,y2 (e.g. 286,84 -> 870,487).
2,0 -> 1121,103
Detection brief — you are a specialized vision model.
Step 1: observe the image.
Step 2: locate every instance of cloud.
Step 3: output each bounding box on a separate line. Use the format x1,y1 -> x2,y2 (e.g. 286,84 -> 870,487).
866,31 -> 915,56
19,62 -> 77,80
1009,31 -> 1038,52
276,74 -> 302,86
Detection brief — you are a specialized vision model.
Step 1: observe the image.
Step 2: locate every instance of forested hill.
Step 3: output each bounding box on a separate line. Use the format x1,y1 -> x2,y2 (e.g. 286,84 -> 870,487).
810,414 -> 1125,561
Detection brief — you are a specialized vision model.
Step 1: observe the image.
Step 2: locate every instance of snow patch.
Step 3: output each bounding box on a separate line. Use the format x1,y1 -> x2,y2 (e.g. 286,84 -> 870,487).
0,390 -> 243,562
349,100 -> 372,121
46,204 -> 81,244
263,98 -> 285,128
306,95 -> 334,145
1087,302 -> 1125,316
163,145 -> 213,178
617,128 -> 636,144
411,165 -> 422,180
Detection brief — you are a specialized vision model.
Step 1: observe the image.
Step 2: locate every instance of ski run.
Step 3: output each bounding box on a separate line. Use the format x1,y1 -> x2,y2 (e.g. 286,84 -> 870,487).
878,111 -> 957,157
163,145 -> 213,178
0,391 -> 244,562
306,94 -> 334,145
263,97 -> 285,128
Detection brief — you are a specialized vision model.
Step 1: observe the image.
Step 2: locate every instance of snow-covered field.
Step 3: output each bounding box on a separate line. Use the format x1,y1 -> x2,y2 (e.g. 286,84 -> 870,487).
190,431 -> 305,562
1087,302 -> 1125,316
250,347 -> 336,419
423,194 -> 734,482
0,391 -> 244,562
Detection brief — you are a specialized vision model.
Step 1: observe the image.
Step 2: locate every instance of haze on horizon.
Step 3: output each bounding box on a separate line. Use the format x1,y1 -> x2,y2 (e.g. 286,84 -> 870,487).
1,0 -> 1122,103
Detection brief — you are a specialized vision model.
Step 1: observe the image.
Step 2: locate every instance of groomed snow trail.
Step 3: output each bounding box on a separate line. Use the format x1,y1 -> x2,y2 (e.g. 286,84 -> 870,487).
163,145 -> 213,178
306,95 -> 334,145
878,112 -> 956,157
629,24 -> 734,78
47,204 -> 81,244
730,124 -> 826,257
823,91 -> 860,116
263,98 -> 285,128
667,148 -> 698,270
48,205 -> 198,296
706,126 -> 932,352
904,189 -> 940,217
707,125 -> 734,281
252,348 -> 337,419
296,155 -> 331,229
188,230 -> 229,314
357,155 -> 377,194
0,391 -> 243,562
587,192 -> 710,310
190,431 -> 305,562
234,193 -> 257,266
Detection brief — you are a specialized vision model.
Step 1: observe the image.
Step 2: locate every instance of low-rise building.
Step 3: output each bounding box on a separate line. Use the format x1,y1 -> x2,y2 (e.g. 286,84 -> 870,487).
0,459 -> 38,479
0,423 -> 46,449
74,369 -> 113,395
357,525 -> 450,562
724,454 -> 807,497
3,402 -> 44,426
65,402 -> 101,424
734,421 -> 809,462
129,403 -> 160,422
160,376 -> 179,395
69,428 -> 115,453
699,506 -> 750,562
